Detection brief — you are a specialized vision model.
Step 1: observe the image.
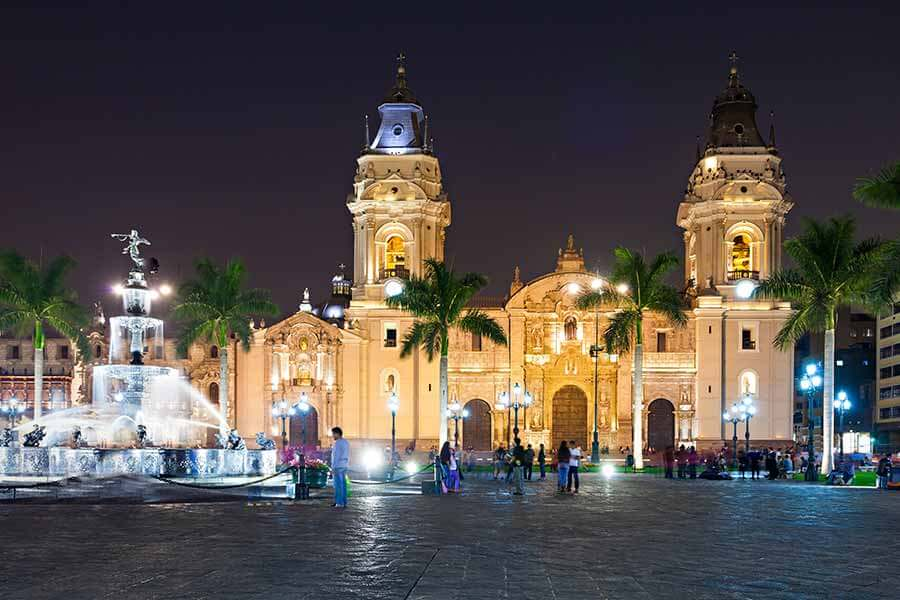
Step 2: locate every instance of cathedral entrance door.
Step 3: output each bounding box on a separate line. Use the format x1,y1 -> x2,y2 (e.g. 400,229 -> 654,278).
647,398 -> 675,452
289,406 -> 320,449
552,385 -> 588,450
462,399 -> 492,450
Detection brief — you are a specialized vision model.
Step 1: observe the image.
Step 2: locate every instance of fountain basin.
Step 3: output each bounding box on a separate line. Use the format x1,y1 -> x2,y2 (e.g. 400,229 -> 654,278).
0,447 -> 277,478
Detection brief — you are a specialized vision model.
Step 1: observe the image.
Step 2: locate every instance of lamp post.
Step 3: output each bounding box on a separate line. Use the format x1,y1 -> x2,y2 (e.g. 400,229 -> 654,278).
271,398 -> 289,448
588,277 -> 605,462
835,390 -> 851,462
496,391 -> 510,448
388,391 -> 399,478
739,395 -> 757,454
509,383 -> 532,439
799,363 -> 822,481
447,401 -> 469,448
723,405 -> 741,468
1,396 -> 26,429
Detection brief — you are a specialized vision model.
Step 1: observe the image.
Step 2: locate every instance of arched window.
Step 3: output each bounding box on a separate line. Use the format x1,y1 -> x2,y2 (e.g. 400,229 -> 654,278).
94,344 -> 102,359
730,234 -> 752,275
210,345 -> 219,359
208,382 -> 219,403
564,316 -> 578,341
385,236 -> 406,274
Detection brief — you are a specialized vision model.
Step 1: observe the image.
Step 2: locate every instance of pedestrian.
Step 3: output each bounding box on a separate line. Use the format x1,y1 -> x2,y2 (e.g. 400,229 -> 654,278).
738,450 -> 748,479
567,440 -> 581,492
688,446 -> 699,479
876,453 -> 892,490
557,441 -> 571,492
625,446 -> 634,472
511,438 -> 526,495
766,448 -> 778,480
467,446 -> 476,472
676,444 -> 687,479
493,444 -> 505,480
505,446 -> 515,483
663,445 -> 675,479
524,444 -> 535,480
749,449 -> 761,480
330,427 -> 350,508
447,446 -> 461,492
538,443 -> 547,480
439,441 -> 452,491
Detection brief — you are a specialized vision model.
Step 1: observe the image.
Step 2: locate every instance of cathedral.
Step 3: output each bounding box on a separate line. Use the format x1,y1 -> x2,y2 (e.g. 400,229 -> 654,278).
0,56 -> 796,455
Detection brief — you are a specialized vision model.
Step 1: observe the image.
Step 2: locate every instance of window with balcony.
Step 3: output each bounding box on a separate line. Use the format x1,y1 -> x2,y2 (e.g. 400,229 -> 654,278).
882,325 -> 894,338
564,316 -> 577,341
471,332 -> 482,351
741,325 -> 757,351
656,331 -> 667,352
882,387 -> 893,400
383,236 -> 407,279
59,345 -> 69,359
384,326 -> 398,348
883,367 -> 894,379
894,365 -> 900,377
882,346 -> 894,360
894,406 -> 900,418
881,407 -> 892,419
728,234 -> 758,280
894,384 -> 900,398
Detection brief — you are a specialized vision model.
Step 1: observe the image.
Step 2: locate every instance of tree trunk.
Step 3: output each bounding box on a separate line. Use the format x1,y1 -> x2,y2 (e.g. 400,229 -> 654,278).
633,342 -> 644,469
219,346 -> 229,433
439,352 -> 448,447
821,328 -> 835,474
33,321 -> 44,421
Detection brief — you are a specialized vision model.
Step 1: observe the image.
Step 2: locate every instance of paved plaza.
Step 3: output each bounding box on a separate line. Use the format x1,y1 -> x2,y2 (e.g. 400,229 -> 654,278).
1,473 -> 897,600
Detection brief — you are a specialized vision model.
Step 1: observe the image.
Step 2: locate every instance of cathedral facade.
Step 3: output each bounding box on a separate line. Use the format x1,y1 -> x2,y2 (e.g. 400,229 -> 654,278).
1,57 -> 796,455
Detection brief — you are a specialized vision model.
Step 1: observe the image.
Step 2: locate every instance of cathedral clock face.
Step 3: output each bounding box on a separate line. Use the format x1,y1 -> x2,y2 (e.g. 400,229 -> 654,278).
392,124 -> 404,136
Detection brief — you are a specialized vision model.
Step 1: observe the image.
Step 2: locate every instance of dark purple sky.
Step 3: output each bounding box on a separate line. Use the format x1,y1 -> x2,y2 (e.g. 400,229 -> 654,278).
1,3 -> 898,315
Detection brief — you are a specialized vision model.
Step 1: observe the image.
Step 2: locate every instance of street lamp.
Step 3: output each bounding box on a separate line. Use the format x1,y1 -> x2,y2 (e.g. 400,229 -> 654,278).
739,395 -> 757,453
798,363 -> 822,481
496,391 -> 510,447
1,396 -> 26,429
835,390 -> 851,462
271,398 -> 289,448
447,401 -> 469,448
509,383 -> 532,439
589,276 -> 605,462
388,391 -> 399,478
723,404 -> 742,468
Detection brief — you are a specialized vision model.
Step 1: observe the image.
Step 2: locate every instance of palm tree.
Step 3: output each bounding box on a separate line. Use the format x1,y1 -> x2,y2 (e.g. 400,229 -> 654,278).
0,252 -> 90,421
384,258 -> 507,446
753,217 -> 891,474
594,248 -> 687,470
854,162 -> 900,209
173,258 -> 278,432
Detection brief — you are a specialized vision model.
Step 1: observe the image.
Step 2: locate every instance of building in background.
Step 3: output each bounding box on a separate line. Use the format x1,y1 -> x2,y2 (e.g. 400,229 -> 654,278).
875,302 -> 900,450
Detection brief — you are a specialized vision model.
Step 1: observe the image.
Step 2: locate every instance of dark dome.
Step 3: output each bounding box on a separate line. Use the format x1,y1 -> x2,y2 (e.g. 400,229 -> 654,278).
706,60 -> 766,149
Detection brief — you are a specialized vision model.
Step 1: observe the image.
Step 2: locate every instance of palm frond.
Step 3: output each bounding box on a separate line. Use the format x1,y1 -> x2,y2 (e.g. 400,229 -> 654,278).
604,310 -> 638,355
753,269 -> 810,302
574,290 -> 605,311
456,310 -> 508,346
854,162 -> 900,210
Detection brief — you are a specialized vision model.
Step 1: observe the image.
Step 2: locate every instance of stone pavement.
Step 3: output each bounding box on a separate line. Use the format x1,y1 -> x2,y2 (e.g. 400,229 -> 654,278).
1,472 -> 897,600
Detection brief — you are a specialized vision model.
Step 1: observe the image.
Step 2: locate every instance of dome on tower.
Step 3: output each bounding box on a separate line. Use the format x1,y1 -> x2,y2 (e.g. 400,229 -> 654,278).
705,53 -> 767,149
367,54 -> 428,155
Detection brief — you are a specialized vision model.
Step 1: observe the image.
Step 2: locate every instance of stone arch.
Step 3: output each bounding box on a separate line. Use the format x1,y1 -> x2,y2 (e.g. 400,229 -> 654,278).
738,369 -> 759,397
647,398 -> 675,453
462,398 -> 492,450
289,405 -> 319,449
551,385 -> 588,450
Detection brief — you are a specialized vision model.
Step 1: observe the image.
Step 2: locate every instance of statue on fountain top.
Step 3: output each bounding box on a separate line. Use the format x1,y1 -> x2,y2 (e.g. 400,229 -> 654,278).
136,424 -> 149,448
227,429 -> 246,450
23,424 -> 46,447
255,432 -> 277,451
71,426 -> 84,449
111,229 -> 151,270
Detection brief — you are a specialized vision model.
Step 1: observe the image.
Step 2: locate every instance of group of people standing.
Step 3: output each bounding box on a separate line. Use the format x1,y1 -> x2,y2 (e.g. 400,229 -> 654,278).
555,440 -> 582,492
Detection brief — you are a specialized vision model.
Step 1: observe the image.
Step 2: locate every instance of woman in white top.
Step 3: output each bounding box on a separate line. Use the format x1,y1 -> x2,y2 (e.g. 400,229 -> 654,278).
568,441 -> 582,492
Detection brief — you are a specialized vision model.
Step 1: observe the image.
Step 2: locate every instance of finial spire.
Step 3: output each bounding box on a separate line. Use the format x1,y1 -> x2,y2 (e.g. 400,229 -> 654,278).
728,51 -> 739,86
396,52 -> 407,86
695,135 -> 701,162
768,110 -> 777,147
364,115 -> 370,148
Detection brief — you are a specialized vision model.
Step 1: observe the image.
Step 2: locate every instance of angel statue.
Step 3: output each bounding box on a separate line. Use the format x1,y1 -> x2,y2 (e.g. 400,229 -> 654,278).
111,229 -> 151,269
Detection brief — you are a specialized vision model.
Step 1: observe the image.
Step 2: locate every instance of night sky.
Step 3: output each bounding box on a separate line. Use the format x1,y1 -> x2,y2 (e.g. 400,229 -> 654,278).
2,3 -> 898,315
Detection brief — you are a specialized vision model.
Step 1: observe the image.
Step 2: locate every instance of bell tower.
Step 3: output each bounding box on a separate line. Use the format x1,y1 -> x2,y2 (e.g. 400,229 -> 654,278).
347,54 -> 451,303
677,53 -> 792,298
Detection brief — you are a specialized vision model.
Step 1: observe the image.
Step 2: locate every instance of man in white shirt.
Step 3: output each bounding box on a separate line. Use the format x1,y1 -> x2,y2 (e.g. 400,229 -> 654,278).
331,427 -> 350,508
567,440 -> 582,493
